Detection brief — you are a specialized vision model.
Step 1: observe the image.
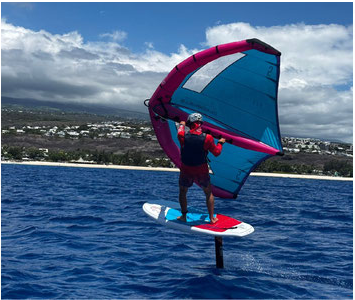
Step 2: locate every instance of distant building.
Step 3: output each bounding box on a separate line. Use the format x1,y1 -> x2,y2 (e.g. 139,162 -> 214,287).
57,131 -> 66,138
67,131 -> 80,138
120,132 -> 131,139
80,130 -> 90,137
284,147 -> 300,153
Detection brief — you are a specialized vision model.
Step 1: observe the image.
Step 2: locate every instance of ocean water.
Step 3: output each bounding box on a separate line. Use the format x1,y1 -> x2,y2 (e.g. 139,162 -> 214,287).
1,164 -> 353,299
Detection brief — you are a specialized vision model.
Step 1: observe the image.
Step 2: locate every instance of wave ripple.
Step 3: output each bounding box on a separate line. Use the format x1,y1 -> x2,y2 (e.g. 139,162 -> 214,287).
2,164 -> 353,299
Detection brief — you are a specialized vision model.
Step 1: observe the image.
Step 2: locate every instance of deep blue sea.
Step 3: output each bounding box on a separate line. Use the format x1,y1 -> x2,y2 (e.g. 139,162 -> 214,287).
1,164 -> 353,299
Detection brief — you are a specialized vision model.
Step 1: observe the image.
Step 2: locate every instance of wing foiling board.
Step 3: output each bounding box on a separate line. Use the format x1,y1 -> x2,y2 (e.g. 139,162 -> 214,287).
143,200 -> 254,237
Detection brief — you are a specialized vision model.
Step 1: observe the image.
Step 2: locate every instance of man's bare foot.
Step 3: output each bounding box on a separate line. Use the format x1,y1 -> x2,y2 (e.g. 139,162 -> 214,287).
177,214 -> 187,222
210,216 -> 218,224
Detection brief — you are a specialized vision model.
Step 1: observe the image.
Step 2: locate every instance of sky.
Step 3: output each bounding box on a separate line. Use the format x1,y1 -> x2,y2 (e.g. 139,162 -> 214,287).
1,2 -> 353,143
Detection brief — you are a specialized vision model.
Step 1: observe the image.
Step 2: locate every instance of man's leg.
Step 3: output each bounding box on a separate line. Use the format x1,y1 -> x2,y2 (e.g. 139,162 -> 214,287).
203,184 -> 218,224
177,185 -> 188,222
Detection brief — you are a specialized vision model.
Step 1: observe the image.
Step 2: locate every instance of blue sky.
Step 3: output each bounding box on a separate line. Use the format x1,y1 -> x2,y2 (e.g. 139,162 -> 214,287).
2,2 -> 353,53
1,2 -> 353,142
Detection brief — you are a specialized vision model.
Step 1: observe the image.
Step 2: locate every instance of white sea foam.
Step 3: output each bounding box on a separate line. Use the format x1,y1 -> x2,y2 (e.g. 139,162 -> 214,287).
1,161 -> 352,181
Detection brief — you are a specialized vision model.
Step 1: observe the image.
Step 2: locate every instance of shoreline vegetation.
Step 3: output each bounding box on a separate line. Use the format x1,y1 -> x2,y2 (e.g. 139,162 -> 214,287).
2,104 -> 353,179
2,160 -> 352,181
2,144 -> 353,178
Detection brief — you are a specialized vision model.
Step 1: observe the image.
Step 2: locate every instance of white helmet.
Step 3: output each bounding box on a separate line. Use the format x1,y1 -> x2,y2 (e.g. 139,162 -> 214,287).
187,113 -> 203,126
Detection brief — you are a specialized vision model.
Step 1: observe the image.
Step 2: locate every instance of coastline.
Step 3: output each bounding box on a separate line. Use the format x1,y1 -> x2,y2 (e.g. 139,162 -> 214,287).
1,160 -> 352,181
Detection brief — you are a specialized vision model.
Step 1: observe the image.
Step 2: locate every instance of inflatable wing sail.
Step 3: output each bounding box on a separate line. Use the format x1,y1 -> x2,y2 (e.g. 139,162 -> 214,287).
147,39 -> 283,199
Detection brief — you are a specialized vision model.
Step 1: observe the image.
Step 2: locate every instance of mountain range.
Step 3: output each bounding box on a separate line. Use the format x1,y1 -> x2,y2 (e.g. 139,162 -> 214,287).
1,97 -> 150,121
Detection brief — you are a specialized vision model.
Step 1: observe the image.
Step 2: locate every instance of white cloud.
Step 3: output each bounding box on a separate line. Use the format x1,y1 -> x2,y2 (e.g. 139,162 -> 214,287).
1,20 -> 353,143
205,22 -> 353,143
99,30 -> 128,42
1,20 -> 187,111
144,42 -> 154,49
205,22 -> 353,88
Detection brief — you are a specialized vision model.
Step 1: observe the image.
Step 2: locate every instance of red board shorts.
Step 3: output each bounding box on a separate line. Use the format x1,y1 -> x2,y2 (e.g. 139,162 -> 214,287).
179,170 -> 211,188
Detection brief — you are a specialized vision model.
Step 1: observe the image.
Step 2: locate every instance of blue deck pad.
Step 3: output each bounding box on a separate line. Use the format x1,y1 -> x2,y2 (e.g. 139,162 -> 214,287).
165,208 -> 216,225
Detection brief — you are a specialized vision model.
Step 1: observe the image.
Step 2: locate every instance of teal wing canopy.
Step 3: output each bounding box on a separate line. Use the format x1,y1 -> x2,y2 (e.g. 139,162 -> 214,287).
148,39 -> 283,198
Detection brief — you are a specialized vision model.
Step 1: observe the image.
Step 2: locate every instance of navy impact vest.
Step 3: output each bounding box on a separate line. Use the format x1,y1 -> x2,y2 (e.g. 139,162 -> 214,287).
181,132 -> 208,166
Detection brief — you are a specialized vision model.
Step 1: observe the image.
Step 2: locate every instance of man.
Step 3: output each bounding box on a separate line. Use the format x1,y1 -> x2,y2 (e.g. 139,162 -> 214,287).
177,112 -> 225,224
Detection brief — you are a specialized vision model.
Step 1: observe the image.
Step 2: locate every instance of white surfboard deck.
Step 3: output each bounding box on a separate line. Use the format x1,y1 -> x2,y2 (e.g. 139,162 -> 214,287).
143,200 -> 254,237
